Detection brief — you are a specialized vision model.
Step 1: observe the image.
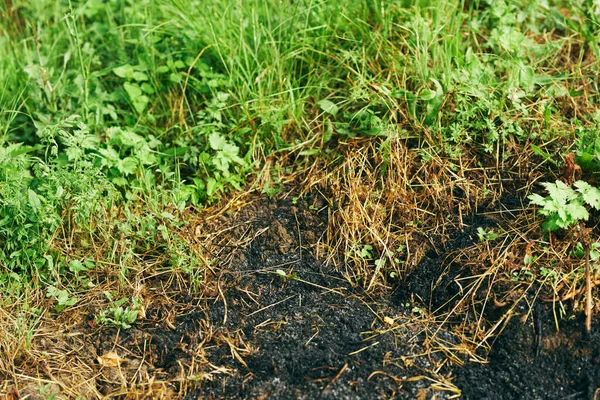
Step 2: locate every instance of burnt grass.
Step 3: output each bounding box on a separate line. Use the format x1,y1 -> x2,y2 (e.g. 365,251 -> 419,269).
85,192 -> 600,399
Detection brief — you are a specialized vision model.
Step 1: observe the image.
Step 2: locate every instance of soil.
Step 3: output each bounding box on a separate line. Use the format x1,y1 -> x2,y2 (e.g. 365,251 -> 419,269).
456,305 -> 600,400
18,191 -> 600,399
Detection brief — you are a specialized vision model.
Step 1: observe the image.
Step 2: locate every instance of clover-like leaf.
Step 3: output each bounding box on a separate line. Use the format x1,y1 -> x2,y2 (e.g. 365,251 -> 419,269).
113,64 -> 134,79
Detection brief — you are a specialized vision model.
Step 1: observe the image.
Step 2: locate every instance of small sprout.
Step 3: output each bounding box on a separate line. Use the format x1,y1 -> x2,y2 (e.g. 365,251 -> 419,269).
275,269 -> 297,281
47,286 -> 77,312
96,293 -> 140,329
360,245 -> 373,259
477,227 -> 498,242
510,267 -> 534,282
412,306 -> 425,316
276,269 -> 287,278
540,267 -> 558,283
570,242 -> 585,258
523,253 -> 537,265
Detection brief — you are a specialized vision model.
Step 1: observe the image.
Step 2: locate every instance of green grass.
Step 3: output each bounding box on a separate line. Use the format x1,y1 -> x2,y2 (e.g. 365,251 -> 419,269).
1,0 -> 600,394
1,0 -> 599,286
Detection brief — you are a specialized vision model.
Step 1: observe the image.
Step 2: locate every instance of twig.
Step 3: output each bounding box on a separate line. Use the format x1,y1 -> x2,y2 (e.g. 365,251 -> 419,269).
322,363 -> 348,394
245,295 -> 297,318
583,226 -> 592,335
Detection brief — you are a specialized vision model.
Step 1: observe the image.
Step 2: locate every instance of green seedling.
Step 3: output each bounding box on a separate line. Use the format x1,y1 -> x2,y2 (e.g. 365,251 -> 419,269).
276,269 -> 298,281
509,267 -> 534,283
360,245 -> 373,259
96,292 -> 140,329
477,227 -> 499,242
529,179 -> 600,334
46,286 -> 77,312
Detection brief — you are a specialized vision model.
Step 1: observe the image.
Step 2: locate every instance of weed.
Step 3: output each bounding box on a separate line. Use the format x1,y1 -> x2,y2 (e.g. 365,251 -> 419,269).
529,179 -> 600,333
0,116 -> 113,282
477,227 -> 499,242
46,286 -> 77,312
96,292 -> 141,330
276,269 -> 298,282
528,180 -> 600,232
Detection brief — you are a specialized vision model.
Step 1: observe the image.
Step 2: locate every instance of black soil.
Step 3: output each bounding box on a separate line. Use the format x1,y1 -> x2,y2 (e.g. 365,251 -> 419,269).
184,193 -> 450,399
84,193 -> 600,399
456,303 -> 600,400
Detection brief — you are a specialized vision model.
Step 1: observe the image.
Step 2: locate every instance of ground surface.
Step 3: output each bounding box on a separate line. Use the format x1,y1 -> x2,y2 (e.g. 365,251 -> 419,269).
3,1 -> 600,399
13,190 -> 597,399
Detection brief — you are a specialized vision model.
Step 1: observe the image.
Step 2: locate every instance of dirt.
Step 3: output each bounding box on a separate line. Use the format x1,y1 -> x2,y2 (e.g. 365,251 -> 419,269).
15,191 -> 600,399
175,193 -> 455,399
455,304 -> 600,400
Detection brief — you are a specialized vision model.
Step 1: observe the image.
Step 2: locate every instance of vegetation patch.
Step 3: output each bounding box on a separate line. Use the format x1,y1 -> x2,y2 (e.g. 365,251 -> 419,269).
1,0 -> 600,398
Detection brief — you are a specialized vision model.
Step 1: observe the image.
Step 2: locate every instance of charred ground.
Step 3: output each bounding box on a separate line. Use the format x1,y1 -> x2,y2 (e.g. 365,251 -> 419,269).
9,186 -> 596,399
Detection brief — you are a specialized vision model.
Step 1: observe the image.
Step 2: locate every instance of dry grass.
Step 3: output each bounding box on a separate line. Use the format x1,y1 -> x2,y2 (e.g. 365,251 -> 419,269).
1,135 -> 596,398
323,136 -> 508,293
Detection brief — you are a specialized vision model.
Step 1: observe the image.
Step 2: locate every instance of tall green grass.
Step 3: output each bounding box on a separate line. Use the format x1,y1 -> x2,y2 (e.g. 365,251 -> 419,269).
1,0 -> 599,292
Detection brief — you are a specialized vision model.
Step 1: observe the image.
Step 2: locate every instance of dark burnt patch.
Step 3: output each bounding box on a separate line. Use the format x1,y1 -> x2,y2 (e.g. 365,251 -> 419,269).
392,207 -> 499,312
80,191 -> 600,399
456,302 -> 600,400
186,192 -> 453,399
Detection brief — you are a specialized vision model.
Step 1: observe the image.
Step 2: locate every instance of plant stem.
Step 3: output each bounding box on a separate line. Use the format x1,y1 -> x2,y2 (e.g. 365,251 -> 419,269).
583,227 -> 592,335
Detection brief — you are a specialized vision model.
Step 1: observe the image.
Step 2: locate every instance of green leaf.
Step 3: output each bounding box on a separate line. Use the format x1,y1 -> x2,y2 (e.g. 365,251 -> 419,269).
544,180 -> 576,205
317,99 -> 339,116
163,146 -> 189,157
542,214 -> 561,232
566,202 -> 589,222
140,82 -> 155,94
276,269 -> 287,277
206,178 -> 218,196
222,143 -> 246,165
360,245 -> 373,258
208,132 -> 226,150
132,71 -> 148,82
575,180 -> 600,209
419,89 -> 437,101
530,144 -> 555,163
137,147 -> 157,165
113,64 -> 134,79
99,146 -> 120,162
118,129 -> 144,147
69,260 -> 88,273
527,193 -> 546,206
118,157 -> 138,175
213,154 -> 230,173
123,82 -> 142,99
132,95 -> 149,114
28,189 -> 42,212
123,82 -> 149,113
66,146 -> 84,162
